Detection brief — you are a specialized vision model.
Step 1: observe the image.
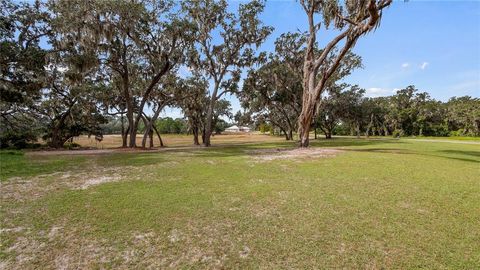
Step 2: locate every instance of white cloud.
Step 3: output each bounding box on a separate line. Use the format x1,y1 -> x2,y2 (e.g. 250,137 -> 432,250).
365,87 -> 396,97
401,63 -> 410,68
420,62 -> 429,70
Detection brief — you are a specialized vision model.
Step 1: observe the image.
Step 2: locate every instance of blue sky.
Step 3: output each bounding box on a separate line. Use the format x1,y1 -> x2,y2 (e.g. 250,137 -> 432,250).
165,0 -> 480,118
259,0 -> 480,99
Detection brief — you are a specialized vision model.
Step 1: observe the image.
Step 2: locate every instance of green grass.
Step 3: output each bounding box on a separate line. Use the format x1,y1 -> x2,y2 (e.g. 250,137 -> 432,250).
403,136 -> 480,141
1,138 -> 479,269
0,150 -> 87,181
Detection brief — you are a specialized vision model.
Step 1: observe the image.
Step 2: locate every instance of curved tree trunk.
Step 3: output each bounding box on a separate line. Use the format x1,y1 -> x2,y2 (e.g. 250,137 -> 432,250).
297,101 -> 315,147
281,128 -> 289,140
193,126 -> 200,145
141,105 -> 163,148
152,125 -> 164,147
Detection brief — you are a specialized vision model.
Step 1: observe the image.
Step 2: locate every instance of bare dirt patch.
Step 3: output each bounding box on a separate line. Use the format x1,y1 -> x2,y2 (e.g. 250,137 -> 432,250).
1,167 -> 128,203
75,176 -> 122,190
249,147 -> 342,161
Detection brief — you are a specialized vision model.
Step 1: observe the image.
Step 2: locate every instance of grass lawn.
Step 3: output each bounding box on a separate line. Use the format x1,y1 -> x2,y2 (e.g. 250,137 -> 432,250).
1,136 -> 479,269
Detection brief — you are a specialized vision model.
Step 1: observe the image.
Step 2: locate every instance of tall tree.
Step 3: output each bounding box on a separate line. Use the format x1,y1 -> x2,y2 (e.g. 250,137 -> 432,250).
297,0 -> 392,147
178,76 -> 209,145
446,96 -> 480,136
39,65 -> 106,148
183,0 -> 272,146
240,33 -> 304,140
241,59 -> 302,140
0,0 -> 49,147
50,0 -> 193,147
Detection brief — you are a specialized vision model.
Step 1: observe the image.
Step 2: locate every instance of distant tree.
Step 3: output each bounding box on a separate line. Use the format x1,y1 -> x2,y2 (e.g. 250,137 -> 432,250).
314,84 -> 349,139
183,0 -> 272,146
447,96 -> 480,136
241,33 -> 306,140
211,100 -> 233,135
234,110 -> 252,127
156,117 -> 187,134
297,0 -> 392,147
214,119 -> 230,135
242,59 -> 301,140
178,75 -> 209,145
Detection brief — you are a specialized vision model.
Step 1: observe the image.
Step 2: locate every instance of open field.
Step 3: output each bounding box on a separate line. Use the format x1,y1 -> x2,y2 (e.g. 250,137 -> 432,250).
71,133 -> 286,149
1,135 -> 479,269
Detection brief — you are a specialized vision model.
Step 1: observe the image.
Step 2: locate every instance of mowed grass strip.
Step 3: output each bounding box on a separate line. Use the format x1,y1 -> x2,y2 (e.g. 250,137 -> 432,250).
1,138 -> 479,269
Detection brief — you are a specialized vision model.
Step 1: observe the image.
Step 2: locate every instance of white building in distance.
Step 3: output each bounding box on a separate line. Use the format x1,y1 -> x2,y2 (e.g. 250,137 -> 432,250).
225,125 -> 251,133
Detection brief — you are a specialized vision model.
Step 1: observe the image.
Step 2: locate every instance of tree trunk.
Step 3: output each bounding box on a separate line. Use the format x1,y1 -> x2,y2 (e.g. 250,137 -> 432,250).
356,123 -> 361,139
297,101 -> 315,147
325,130 -> 332,139
204,99 -> 214,147
366,114 -> 374,138
141,105 -> 163,148
141,116 -> 150,148
49,135 -> 65,148
121,113 -> 128,148
192,125 -> 200,145
204,81 -> 221,147
149,129 -> 154,148
125,97 -> 136,148
123,125 -> 130,148
152,125 -> 164,147
282,128 -> 292,141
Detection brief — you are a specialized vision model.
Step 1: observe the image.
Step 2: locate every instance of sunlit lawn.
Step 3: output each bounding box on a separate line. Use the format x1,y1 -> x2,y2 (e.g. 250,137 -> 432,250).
1,136 -> 479,269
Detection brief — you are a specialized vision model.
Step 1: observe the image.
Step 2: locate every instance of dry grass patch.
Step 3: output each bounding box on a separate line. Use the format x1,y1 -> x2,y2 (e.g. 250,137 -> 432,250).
249,147 -> 342,161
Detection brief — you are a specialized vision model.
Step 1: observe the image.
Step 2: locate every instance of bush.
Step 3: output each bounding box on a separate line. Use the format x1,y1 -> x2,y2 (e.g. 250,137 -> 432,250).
0,130 -> 39,149
333,124 -> 350,136
392,129 -> 404,138
449,129 -> 464,137
259,123 -> 271,134
63,142 -> 81,150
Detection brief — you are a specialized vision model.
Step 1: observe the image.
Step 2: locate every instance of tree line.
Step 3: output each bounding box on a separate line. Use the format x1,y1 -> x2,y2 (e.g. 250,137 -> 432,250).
2,0 -> 477,149
1,0 -> 267,148
244,83 -> 479,140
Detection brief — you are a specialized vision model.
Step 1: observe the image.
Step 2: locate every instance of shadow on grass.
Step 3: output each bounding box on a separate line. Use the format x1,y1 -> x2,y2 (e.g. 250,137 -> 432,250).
161,138 -> 399,159
309,137 -> 401,148
440,150 -> 480,158
346,147 -> 480,164
0,138 -> 416,180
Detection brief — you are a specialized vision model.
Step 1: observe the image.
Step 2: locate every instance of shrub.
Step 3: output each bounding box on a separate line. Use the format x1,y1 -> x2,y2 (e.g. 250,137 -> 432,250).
63,142 -> 81,150
449,129 -> 464,137
392,129 -> 404,138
